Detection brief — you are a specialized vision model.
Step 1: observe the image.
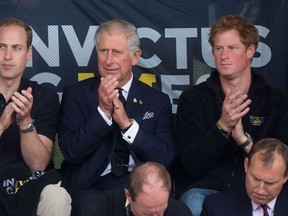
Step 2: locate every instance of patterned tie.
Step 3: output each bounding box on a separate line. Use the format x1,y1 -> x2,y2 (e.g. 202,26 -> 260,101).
261,204 -> 269,216
111,88 -> 129,177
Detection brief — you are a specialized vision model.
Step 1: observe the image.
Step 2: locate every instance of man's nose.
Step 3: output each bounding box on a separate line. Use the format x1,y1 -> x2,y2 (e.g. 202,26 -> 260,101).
4,48 -> 12,60
256,182 -> 266,194
220,48 -> 229,60
105,51 -> 114,64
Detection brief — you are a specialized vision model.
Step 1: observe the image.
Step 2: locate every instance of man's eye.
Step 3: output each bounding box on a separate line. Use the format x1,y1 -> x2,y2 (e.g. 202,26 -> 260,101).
265,182 -> 275,186
113,50 -> 121,55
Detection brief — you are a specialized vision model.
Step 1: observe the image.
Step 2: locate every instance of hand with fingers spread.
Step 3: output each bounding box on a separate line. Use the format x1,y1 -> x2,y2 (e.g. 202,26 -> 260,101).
217,88 -> 251,133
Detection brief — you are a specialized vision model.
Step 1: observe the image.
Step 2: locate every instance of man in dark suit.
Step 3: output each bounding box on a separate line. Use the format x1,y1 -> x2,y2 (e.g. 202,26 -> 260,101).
81,162 -> 192,216
201,138 -> 288,216
58,19 -> 174,215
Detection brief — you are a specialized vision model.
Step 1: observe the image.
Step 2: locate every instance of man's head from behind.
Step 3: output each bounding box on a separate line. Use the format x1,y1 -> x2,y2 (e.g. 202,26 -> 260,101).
244,138 -> 288,205
125,162 -> 171,216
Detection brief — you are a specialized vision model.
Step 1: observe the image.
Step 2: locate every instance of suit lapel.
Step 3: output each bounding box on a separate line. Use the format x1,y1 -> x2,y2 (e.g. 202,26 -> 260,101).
84,76 -> 101,108
126,79 -> 149,122
235,186 -> 288,216
236,188 -> 253,216
273,186 -> 288,216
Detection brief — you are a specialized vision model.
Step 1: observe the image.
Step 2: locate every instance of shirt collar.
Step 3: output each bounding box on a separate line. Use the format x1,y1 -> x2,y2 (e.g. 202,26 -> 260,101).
125,198 -> 130,208
251,197 -> 277,213
121,74 -> 133,99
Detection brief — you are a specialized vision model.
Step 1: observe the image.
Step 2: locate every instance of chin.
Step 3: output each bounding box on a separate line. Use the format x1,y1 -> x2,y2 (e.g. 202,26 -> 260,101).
252,196 -> 268,205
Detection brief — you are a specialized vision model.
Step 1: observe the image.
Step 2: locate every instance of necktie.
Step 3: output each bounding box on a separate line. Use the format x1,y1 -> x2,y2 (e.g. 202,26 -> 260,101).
261,204 -> 269,216
116,88 -> 126,107
111,88 -> 130,177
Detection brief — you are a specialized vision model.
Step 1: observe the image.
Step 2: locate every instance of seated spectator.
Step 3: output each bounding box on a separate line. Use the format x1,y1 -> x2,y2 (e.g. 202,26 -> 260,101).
58,19 -> 174,215
81,161 -> 192,216
176,14 -> 288,216
201,138 -> 288,216
0,18 -> 71,215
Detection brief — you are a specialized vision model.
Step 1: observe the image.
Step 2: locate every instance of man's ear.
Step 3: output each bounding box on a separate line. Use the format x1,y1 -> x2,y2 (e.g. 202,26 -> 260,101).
27,47 -> 32,61
131,49 -> 142,66
125,188 -> 132,202
283,175 -> 288,184
244,157 -> 249,173
246,43 -> 256,60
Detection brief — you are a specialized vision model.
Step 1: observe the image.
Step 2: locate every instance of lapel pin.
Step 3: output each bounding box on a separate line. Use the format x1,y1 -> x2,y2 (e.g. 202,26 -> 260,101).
133,98 -> 137,103
139,100 -> 143,105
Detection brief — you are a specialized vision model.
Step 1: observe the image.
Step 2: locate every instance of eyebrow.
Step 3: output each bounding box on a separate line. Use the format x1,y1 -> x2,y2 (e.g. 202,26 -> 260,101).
0,43 -> 23,47
250,172 -> 280,184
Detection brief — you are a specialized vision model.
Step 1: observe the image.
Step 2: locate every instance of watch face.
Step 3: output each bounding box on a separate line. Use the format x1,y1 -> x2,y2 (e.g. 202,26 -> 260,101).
28,123 -> 35,131
20,119 -> 35,133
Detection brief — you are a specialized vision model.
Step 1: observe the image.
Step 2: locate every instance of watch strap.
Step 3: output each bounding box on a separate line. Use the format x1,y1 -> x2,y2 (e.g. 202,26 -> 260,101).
18,119 -> 35,133
238,132 -> 253,149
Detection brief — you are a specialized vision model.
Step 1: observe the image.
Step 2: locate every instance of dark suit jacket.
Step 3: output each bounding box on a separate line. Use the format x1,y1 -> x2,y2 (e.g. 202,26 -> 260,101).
81,189 -> 193,216
201,185 -> 288,216
58,76 -> 174,196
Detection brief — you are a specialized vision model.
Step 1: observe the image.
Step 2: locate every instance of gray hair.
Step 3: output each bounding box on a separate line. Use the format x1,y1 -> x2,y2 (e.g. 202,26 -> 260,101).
94,19 -> 140,55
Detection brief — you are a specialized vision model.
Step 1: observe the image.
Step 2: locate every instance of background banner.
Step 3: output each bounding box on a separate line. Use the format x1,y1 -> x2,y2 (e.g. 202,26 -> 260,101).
1,0 -> 287,113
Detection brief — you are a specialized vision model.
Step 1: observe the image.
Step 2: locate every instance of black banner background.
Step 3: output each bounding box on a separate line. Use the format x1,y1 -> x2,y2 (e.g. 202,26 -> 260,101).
0,0 -> 287,113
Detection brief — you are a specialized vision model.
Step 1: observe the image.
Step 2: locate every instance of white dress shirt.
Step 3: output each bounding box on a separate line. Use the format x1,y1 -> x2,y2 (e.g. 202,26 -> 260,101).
252,197 -> 276,216
98,75 -> 139,176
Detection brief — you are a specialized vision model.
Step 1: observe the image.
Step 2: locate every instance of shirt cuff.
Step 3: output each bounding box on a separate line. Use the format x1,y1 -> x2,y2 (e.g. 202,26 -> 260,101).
122,120 -> 139,144
97,106 -> 113,126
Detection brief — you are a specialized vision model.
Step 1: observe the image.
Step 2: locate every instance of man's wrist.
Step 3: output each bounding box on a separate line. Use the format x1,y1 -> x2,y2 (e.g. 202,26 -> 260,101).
216,121 -> 231,139
97,106 -> 113,124
238,132 -> 253,149
17,119 -> 36,133
103,111 -> 112,120
121,119 -> 134,133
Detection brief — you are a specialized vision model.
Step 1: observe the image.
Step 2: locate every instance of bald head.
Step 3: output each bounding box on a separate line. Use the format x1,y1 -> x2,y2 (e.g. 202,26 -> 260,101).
127,162 -> 171,201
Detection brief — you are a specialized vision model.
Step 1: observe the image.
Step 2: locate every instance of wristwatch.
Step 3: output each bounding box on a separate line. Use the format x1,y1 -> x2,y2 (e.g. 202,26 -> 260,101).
19,119 -> 36,133
238,132 -> 253,149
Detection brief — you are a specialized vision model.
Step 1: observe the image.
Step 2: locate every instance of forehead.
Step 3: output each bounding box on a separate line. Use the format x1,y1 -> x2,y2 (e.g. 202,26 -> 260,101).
249,152 -> 286,179
98,30 -> 129,48
214,29 -> 242,45
0,25 -> 27,45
